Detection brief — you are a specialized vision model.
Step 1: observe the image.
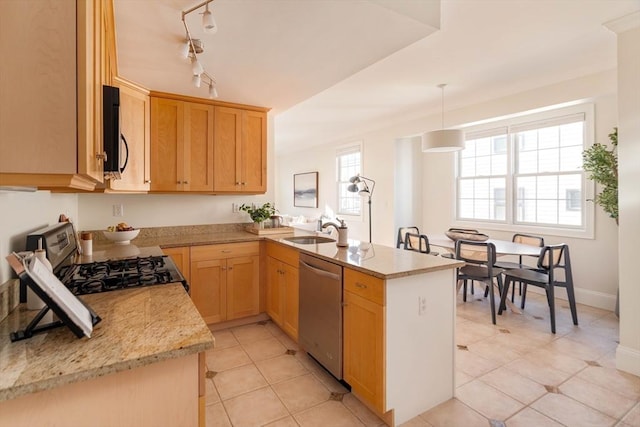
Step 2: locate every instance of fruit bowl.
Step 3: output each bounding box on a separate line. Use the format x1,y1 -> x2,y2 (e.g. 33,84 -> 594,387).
102,229 -> 140,245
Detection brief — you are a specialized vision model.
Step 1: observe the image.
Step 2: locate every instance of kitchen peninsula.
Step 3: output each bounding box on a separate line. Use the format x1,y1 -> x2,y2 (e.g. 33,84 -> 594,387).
0,225 -> 462,426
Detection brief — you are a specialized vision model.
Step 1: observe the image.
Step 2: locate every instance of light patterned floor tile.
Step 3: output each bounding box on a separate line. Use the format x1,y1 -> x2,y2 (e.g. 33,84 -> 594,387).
272,373 -> 330,413
205,377 -> 220,405
206,345 -> 252,372
505,407 -> 564,427
419,398 -> 488,427
398,416 -> 433,427
521,346 -> 588,375
455,346 -> 501,378
256,353 -> 309,384
205,402 -> 231,427
294,400 -> 364,427
455,378 -> 524,420
241,336 -> 287,362
559,375 -> 637,419
209,329 -> 239,350
621,402 -> 640,426
264,416 -> 300,427
213,363 -> 268,400
342,392 -> 386,426
223,386 -> 289,426
504,357 -> 573,386
456,318 -> 500,345
455,369 -> 474,388
530,393 -> 616,426
231,322 -> 274,344
466,336 -> 523,365
478,367 -> 547,405
577,366 -> 640,400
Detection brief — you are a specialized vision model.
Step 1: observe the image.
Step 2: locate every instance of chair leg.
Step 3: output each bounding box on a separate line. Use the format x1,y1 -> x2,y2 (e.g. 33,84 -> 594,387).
548,284 -> 556,334
565,282 -> 579,326
497,275 -> 507,313
487,279 -> 496,325
484,283 -> 489,298
463,280 -> 468,302
471,281 -> 475,295
521,283 -> 528,309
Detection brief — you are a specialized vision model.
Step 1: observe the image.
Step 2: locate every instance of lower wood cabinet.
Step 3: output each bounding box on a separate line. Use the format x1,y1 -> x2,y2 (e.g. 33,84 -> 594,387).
162,246 -> 191,283
265,242 -> 299,340
190,242 -> 259,324
343,267 -> 385,413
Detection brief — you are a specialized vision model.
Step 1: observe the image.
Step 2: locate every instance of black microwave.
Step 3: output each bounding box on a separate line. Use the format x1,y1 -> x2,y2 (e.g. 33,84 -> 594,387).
103,85 -> 128,180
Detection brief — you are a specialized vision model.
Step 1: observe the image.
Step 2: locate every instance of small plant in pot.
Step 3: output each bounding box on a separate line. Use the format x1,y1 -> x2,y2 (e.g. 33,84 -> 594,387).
240,202 -> 277,229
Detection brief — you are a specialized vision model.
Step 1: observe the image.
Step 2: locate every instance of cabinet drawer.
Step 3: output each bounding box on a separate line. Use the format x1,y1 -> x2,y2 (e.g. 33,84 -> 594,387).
191,242 -> 259,261
266,242 -> 299,267
344,268 -> 384,305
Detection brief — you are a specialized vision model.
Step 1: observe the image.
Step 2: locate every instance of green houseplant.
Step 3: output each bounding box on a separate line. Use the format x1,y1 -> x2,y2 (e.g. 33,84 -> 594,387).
583,128 -> 618,225
240,202 -> 276,226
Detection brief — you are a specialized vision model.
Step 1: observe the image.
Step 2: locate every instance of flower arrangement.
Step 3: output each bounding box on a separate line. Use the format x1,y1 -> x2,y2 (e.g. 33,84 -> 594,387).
239,202 -> 277,223
583,128 -> 618,225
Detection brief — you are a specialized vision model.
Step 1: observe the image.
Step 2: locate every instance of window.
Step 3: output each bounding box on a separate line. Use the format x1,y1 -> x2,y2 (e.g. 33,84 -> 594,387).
456,105 -> 593,234
337,144 -> 361,215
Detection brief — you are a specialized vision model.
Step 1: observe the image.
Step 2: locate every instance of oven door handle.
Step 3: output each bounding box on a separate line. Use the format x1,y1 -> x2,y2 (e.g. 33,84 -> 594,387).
120,133 -> 129,174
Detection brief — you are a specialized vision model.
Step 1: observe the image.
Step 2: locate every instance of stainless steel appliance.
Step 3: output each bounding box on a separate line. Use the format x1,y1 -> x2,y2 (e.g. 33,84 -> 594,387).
298,253 -> 343,379
23,223 -> 187,298
103,85 -> 129,180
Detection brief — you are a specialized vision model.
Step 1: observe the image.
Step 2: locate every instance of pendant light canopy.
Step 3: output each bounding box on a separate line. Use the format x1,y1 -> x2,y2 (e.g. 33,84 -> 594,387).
422,84 -> 465,152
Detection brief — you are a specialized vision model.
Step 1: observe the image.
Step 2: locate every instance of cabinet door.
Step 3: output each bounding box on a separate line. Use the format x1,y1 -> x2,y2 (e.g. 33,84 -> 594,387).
163,246 -> 191,283
343,290 -> 384,413
226,255 -> 260,320
265,257 -> 283,326
109,79 -> 150,192
281,262 -> 299,340
190,259 -> 226,324
183,102 -> 214,192
213,106 -> 242,192
241,110 -> 267,193
150,97 -> 183,191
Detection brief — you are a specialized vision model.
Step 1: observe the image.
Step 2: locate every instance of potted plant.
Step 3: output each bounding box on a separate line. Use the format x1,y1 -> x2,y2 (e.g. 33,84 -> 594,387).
582,127 -> 618,225
583,127 -> 618,316
239,202 -> 277,229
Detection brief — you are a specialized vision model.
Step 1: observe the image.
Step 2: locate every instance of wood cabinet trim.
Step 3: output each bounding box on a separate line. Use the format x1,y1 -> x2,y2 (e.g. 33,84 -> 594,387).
150,91 -> 271,112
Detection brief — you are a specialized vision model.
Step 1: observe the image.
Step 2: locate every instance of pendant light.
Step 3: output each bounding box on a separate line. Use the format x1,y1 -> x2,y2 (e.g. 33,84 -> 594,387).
422,84 -> 465,152
202,1 -> 217,34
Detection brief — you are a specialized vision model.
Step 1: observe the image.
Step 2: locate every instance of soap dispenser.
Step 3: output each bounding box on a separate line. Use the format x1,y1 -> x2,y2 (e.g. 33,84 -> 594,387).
336,218 -> 349,247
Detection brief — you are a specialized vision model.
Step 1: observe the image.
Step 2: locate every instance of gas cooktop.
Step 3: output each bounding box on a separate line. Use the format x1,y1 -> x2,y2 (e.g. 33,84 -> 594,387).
57,255 -> 188,295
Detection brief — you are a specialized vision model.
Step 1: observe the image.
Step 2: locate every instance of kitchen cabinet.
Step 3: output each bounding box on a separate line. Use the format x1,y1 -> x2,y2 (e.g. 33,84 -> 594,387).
343,268 -> 385,413
150,96 -> 214,192
163,246 -> 191,283
105,77 -> 151,192
265,242 -> 299,340
190,242 -> 259,324
213,106 -> 267,193
0,0 -> 111,191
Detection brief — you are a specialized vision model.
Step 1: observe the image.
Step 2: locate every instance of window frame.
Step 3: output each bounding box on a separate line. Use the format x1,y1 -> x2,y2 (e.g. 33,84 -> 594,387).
336,142 -> 363,217
453,103 -> 595,239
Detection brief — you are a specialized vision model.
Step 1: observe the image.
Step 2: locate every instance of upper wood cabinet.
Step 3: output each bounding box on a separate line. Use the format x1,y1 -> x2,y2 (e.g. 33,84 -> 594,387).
213,107 -> 267,193
105,77 -> 151,192
0,0 -> 110,191
150,97 -> 214,192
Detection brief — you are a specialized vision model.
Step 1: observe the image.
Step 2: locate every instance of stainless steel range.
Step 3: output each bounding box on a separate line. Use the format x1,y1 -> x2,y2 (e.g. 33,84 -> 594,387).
23,223 -> 188,299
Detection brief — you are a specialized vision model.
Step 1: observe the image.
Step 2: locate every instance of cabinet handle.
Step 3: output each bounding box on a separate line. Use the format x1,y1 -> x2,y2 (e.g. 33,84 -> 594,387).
241,182 -> 246,185
221,250 -> 232,254
355,282 -> 368,289
177,181 -> 181,184
96,151 -> 107,162
222,267 -> 227,270
228,267 -> 233,270
235,182 -> 240,185
144,180 -> 151,184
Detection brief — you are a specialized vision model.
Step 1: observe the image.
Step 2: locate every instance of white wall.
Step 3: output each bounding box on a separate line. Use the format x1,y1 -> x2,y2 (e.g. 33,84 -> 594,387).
275,70 -> 620,310
611,13 -> 640,376
0,191 -> 78,283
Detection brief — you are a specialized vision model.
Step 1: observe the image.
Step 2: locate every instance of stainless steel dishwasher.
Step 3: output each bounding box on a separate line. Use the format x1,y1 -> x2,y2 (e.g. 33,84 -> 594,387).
298,253 -> 343,379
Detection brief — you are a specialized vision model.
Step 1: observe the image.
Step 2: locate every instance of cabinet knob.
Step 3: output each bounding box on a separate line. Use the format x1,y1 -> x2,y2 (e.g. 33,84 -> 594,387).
144,180 -> 151,184
96,151 -> 107,162
184,181 -> 189,184
228,267 -> 233,270
221,250 -> 232,254
235,182 -> 240,185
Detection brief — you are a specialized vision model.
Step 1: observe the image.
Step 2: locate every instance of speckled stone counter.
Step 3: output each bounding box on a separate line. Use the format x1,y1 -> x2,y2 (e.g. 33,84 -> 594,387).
0,284 -> 214,402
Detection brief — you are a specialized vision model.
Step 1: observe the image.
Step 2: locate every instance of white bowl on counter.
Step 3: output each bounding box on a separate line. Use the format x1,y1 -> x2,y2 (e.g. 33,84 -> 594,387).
102,229 -> 140,245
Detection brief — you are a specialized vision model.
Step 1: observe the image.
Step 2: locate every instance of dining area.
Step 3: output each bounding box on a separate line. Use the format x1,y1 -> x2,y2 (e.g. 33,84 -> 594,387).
397,226 -> 578,334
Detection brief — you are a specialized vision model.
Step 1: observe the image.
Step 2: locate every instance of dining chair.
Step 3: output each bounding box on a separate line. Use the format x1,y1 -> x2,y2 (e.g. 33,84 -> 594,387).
494,233 -> 545,302
455,240 -> 505,325
498,243 -> 577,334
396,226 -> 420,249
403,232 -> 439,256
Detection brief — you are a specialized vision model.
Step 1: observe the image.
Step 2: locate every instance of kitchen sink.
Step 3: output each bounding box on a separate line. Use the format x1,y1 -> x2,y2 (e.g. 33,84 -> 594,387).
283,235 -> 335,244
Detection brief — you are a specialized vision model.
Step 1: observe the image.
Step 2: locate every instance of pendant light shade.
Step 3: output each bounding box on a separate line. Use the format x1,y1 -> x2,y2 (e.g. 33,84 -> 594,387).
202,2 -> 217,34
422,84 -> 465,152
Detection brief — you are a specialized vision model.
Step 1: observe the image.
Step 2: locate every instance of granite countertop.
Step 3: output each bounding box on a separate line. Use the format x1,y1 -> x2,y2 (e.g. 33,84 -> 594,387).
0,284 -> 214,402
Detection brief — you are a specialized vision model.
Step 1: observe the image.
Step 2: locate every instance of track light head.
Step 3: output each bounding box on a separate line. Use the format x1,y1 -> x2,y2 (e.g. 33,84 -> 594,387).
208,82 -> 218,99
202,2 -> 217,34
192,74 -> 201,88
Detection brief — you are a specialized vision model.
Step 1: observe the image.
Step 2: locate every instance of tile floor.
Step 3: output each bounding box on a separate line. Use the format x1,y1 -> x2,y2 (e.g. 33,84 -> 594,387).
204,291 -> 640,427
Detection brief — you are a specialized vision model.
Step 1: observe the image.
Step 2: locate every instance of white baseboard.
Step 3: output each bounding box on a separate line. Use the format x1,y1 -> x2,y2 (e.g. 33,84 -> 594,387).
616,344 -> 640,377
525,285 -> 616,311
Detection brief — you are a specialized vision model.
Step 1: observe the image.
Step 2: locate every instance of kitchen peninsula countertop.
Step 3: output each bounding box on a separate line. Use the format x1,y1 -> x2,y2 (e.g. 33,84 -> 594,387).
0,284 -> 213,402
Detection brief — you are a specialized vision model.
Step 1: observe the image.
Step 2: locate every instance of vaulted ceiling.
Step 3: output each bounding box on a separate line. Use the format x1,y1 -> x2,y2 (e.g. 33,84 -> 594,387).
114,0 -> 640,152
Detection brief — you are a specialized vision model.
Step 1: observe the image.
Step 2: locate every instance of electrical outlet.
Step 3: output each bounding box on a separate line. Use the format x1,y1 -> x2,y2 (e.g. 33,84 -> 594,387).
112,204 -> 124,217
418,296 -> 427,316
232,203 -> 239,213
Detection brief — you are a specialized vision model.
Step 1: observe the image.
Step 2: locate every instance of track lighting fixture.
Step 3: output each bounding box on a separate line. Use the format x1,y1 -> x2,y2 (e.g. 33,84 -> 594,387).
181,0 -> 218,97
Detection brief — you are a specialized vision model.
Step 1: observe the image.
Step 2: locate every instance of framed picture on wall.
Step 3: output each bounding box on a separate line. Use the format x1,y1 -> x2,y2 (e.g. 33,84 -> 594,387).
293,172 -> 318,208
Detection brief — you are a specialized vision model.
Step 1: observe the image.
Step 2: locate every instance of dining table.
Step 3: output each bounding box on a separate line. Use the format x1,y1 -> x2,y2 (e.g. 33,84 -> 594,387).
427,234 -> 542,315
